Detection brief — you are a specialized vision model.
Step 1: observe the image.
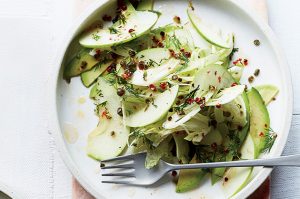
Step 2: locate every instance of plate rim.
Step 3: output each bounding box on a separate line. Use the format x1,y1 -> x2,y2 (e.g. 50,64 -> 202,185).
0,181 -> 23,199
48,0 -> 293,198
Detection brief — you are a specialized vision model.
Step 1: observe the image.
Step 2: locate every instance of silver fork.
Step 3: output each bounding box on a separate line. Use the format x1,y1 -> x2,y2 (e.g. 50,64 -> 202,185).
100,152 -> 300,186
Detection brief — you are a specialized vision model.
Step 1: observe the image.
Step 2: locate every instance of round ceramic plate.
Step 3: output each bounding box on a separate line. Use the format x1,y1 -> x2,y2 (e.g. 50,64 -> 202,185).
0,181 -> 23,199
50,0 -> 293,198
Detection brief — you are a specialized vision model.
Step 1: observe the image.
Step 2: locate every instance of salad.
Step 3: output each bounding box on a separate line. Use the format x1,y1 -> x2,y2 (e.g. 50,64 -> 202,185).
63,0 -> 279,197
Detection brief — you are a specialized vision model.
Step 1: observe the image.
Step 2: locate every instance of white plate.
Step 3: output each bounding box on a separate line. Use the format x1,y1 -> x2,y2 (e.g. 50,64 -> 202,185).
49,0 -> 293,198
0,181 -> 23,199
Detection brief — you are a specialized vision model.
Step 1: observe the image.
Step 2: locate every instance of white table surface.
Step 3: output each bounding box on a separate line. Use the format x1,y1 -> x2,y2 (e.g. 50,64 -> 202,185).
0,0 -> 299,198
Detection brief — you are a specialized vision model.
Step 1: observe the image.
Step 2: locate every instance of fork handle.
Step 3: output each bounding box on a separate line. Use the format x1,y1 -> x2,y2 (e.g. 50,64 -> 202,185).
167,155 -> 300,170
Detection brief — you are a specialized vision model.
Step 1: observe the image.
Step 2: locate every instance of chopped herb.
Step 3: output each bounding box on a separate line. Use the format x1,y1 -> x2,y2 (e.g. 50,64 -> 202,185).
148,59 -> 159,67
92,33 -> 101,41
124,84 -> 142,97
143,71 -> 148,81
108,27 -> 119,34
173,86 -> 200,112
188,0 -> 195,10
229,48 -> 239,61
166,34 -> 182,50
176,53 -> 190,71
152,101 -> 158,108
227,132 -> 241,158
195,145 -> 214,163
262,128 -> 277,153
119,13 -> 127,25
105,72 -> 142,98
98,101 -> 107,107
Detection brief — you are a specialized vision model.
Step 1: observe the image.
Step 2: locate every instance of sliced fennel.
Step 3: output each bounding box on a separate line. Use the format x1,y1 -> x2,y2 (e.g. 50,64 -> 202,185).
136,48 -> 170,64
130,58 -> 180,86
206,85 -> 245,106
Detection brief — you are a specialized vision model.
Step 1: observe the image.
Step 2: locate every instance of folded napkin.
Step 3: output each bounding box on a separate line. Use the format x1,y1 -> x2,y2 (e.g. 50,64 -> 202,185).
71,0 -> 269,198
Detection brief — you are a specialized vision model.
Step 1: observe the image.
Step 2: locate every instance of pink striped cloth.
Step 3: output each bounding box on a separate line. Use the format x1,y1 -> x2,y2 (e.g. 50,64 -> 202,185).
71,0 -> 270,198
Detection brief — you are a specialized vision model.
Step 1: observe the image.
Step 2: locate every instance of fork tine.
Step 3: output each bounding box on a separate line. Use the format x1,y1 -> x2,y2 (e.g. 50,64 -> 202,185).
100,154 -> 135,163
101,164 -> 134,169
102,172 -> 135,177
101,180 -> 133,185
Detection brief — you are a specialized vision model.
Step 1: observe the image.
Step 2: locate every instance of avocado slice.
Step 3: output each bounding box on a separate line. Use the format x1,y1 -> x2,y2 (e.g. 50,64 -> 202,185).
211,154 -> 227,185
63,49 -> 98,80
176,156 -> 207,193
247,88 -> 270,158
81,60 -> 112,87
136,0 -> 154,11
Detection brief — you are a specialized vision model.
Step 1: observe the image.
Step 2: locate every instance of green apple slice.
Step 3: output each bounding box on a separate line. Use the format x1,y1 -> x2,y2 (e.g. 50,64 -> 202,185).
222,134 -> 255,197
187,8 -> 230,49
87,119 -> 129,160
130,58 -> 180,86
87,77 -> 129,160
255,85 -> 279,105
125,85 -> 179,127
79,9 -> 158,48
